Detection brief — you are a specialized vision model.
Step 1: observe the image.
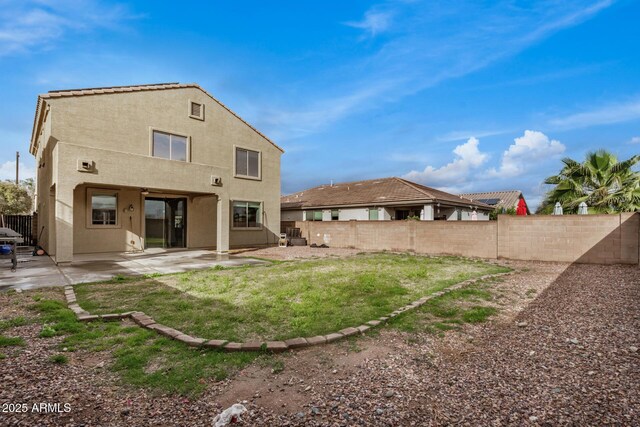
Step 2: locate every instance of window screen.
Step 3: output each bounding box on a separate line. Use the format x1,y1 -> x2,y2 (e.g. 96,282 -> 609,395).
235,149 -> 248,176
153,131 -> 187,161
235,148 -> 260,178
152,132 -> 170,159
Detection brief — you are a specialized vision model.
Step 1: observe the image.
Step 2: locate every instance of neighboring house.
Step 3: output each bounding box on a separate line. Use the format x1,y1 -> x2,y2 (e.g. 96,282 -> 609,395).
281,177 -> 492,222
459,190 -> 530,215
29,83 -> 283,264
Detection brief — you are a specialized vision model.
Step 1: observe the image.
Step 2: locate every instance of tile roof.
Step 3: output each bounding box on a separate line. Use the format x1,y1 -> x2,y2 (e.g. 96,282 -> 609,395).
459,190 -> 525,211
30,82 -> 283,154
281,177 -> 492,209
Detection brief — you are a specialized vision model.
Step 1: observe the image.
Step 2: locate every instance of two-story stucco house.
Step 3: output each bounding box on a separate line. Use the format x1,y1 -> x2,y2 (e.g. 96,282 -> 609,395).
29,83 -> 283,264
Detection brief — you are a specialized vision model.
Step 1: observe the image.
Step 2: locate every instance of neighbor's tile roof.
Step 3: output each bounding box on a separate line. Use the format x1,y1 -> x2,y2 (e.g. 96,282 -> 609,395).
30,82 -> 282,154
459,190 -> 524,210
282,177 -> 491,209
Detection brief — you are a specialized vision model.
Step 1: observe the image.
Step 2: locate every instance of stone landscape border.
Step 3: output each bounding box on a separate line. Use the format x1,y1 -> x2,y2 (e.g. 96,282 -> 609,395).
63,271 -> 512,352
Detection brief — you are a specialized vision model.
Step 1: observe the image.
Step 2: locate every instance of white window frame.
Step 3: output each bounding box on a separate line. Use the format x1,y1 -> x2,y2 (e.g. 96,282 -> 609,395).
149,128 -> 191,162
233,145 -> 262,180
86,188 -> 120,229
188,99 -> 205,121
231,200 -> 263,230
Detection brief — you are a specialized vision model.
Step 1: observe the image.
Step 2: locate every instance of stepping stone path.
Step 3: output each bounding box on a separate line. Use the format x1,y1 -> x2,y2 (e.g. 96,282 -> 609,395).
62,271 -> 511,352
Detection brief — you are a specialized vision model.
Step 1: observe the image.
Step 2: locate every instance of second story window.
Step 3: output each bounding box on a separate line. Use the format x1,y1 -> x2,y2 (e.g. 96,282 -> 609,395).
235,147 -> 260,179
152,131 -> 187,162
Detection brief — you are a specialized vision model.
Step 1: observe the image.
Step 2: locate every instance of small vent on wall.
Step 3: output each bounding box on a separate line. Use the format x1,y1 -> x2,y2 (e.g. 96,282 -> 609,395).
190,101 -> 204,120
77,159 -> 95,172
211,175 -> 222,186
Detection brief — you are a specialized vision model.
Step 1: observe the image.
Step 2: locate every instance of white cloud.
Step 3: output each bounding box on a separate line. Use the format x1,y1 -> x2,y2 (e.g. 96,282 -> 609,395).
438,128 -> 511,142
0,161 -> 35,181
489,130 -> 565,177
403,137 -> 489,190
0,1 -> 138,56
549,99 -> 640,130
345,10 -> 394,37
629,136 -> 640,144
399,131 -> 566,208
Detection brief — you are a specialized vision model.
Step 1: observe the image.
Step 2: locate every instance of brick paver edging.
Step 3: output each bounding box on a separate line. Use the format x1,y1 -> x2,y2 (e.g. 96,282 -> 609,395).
63,272 -> 512,352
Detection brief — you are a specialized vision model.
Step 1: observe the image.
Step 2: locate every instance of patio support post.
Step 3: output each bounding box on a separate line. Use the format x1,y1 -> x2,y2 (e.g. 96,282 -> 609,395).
422,204 -> 434,221
54,185 -> 74,264
216,193 -> 230,253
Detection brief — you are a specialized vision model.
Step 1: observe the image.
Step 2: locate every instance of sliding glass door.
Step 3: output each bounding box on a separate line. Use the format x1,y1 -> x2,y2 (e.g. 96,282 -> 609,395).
144,197 -> 187,249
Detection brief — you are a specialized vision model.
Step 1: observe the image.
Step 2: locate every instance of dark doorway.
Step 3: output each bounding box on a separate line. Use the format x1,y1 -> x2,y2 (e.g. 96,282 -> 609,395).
395,209 -> 410,220
144,197 -> 187,249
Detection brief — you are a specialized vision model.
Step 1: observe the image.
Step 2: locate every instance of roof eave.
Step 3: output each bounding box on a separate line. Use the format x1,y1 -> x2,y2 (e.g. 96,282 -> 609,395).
29,96 -> 46,156
281,198 -> 493,210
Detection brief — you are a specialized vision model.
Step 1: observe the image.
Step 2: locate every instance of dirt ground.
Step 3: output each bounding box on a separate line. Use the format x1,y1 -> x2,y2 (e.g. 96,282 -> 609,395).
1,257 -> 638,426
234,245 -> 369,261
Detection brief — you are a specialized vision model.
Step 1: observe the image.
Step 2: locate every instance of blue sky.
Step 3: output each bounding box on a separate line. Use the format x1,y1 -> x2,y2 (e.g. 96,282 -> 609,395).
0,0 -> 638,209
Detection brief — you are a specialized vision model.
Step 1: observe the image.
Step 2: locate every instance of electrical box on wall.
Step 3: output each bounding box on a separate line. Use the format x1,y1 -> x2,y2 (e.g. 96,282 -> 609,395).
211,175 -> 222,186
77,159 -> 95,172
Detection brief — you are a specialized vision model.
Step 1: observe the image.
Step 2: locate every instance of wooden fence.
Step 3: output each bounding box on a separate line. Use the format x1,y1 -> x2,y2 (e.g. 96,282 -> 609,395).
1,214 -> 36,245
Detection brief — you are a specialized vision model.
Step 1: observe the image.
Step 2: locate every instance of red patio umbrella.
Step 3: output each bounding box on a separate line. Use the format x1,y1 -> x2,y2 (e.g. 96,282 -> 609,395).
516,197 -> 528,216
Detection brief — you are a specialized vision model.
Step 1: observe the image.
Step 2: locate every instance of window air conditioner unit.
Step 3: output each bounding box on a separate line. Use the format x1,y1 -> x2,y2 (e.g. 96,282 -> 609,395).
77,159 -> 94,172
211,175 -> 222,186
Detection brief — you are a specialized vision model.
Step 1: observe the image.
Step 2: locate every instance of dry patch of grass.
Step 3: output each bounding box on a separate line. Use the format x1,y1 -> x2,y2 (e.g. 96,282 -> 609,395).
390,277 -> 504,335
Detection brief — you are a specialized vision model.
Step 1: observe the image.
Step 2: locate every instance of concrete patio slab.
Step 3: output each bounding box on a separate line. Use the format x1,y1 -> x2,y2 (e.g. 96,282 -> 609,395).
0,249 -> 268,291
0,255 -> 69,291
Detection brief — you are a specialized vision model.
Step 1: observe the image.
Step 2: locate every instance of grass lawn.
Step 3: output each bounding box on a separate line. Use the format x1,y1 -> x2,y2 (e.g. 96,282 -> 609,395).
2,254 -> 510,397
75,253 -> 510,342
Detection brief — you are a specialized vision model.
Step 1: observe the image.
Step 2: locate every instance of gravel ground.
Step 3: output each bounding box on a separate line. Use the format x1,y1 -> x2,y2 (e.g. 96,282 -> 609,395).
1,261 -> 638,426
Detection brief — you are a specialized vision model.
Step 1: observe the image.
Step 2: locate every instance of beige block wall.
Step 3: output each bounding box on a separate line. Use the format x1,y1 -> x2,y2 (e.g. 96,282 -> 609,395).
497,213 -> 638,264
292,213 -> 640,264
295,220 -> 497,259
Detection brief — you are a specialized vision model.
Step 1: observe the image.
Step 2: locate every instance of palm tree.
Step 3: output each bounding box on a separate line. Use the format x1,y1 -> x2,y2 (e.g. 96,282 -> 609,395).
538,150 -> 640,214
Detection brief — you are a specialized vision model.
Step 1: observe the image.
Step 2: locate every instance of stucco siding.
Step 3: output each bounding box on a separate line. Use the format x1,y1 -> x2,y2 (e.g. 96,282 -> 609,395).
336,208 -> 370,221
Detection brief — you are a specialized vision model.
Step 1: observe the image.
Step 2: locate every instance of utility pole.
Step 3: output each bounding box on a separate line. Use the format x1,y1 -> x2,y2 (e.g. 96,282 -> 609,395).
15,151 -> 19,185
